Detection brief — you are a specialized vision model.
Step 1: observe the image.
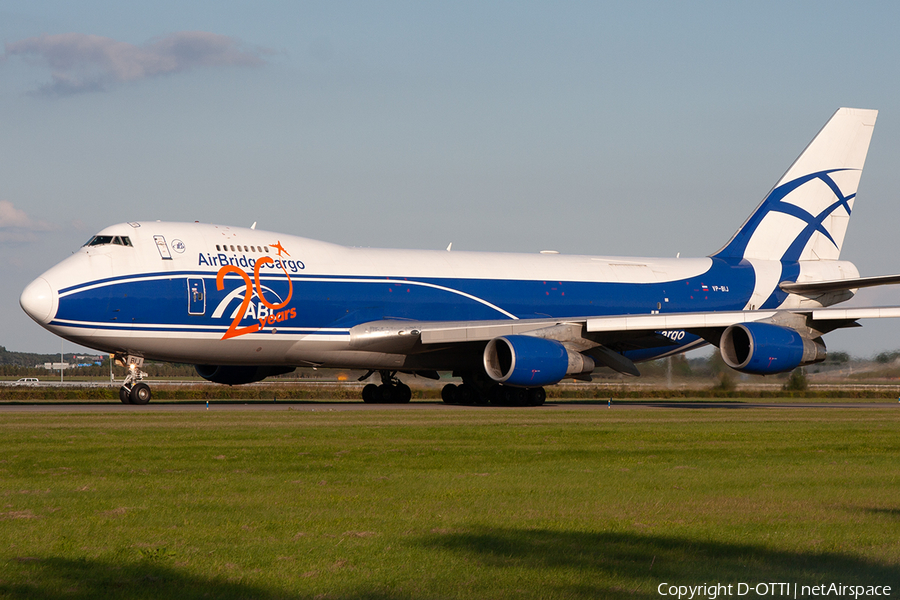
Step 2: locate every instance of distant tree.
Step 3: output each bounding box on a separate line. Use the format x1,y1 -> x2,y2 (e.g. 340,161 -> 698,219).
712,369 -> 735,391
783,368 -> 808,391
826,351 -> 850,364
706,350 -> 728,375
671,354 -> 693,377
874,350 -> 900,364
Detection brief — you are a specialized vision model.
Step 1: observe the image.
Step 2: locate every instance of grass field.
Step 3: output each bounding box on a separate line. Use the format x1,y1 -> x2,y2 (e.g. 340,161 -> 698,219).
1,405 -> 899,599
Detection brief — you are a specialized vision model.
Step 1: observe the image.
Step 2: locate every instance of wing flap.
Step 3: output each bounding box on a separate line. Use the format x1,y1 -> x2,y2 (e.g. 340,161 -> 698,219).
420,320 -> 578,344
585,311 -> 777,332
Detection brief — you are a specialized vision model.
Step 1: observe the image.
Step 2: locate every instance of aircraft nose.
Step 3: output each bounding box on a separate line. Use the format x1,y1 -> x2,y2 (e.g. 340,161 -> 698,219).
20,277 -> 56,324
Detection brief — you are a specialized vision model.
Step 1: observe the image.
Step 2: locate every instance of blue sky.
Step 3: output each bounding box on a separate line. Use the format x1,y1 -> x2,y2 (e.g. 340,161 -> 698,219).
3,1 -> 900,357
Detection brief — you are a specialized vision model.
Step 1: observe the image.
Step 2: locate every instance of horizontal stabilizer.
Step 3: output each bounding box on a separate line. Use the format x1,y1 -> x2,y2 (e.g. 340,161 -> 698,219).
780,273 -> 900,295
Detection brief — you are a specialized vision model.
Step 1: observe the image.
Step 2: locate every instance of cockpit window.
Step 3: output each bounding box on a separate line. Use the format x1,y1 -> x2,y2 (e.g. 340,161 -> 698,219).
85,236 -> 113,246
84,235 -> 133,247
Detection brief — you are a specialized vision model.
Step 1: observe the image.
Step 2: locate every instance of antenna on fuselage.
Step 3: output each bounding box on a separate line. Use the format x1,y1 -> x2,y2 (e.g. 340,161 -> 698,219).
251,222 -> 257,230
446,243 -> 452,251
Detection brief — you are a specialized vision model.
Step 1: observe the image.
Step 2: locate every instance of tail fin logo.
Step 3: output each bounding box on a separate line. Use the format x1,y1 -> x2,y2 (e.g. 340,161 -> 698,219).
714,107 -> 876,264
716,168 -> 857,262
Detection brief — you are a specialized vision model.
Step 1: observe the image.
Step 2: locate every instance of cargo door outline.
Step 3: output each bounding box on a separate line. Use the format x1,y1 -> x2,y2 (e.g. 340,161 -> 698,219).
188,278 -> 206,315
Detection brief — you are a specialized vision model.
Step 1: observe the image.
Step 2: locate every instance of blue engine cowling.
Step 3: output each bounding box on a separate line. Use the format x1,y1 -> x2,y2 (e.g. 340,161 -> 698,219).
719,323 -> 826,375
194,365 -> 295,385
483,335 -> 593,387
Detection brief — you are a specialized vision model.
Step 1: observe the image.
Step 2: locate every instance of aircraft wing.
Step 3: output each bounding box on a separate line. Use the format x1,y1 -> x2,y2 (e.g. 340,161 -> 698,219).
412,305 -> 900,342
349,305 -> 900,375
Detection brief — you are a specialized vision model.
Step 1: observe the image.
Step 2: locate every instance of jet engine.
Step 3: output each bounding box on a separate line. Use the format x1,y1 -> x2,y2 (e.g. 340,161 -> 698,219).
719,323 -> 826,375
483,335 -> 594,387
194,365 -> 296,385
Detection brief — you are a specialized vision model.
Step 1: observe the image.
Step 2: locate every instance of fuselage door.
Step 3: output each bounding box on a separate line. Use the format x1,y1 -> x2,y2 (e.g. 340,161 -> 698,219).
188,278 -> 206,315
154,235 -> 173,260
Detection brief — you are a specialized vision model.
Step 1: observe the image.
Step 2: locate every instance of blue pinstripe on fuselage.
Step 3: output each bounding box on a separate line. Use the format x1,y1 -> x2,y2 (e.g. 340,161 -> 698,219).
51,257 -> 759,364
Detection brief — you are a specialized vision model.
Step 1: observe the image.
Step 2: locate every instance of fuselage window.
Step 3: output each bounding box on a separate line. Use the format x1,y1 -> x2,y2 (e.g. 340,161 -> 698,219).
216,245 -> 221,251
264,246 -> 270,253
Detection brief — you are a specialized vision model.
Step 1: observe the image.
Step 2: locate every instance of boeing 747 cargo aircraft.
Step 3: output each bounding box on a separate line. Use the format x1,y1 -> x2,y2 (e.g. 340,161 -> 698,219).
20,108 -> 900,405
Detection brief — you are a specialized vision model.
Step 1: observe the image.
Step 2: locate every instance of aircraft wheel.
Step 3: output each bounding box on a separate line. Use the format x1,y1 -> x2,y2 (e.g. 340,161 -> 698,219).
130,382 -> 151,405
441,384 -> 458,404
455,384 -> 476,406
506,387 -> 528,407
396,383 -> 412,404
527,387 -> 546,406
488,383 -> 509,406
119,387 -> 132,404
376,384 -> 394,404
362,383 -> 378,403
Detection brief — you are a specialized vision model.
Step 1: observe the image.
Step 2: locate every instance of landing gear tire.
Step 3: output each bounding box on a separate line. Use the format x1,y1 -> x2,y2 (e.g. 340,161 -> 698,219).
376,384 -> 394,403
362,384 -> 378,403
506,387 -> 527,406
488,385 -> 507,406
396,383 -> 412,404
130,382 -> 151,405
455,384 -> 477,406
527,387 -> 546,406
361,371 -> 413,404
441,384 -> 458,404
485,385 -> 545,407
119,387 -> 132,404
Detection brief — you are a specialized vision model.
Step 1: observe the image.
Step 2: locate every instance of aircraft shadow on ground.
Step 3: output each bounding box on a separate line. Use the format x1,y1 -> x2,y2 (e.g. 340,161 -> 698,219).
2,557 -> 424,600
418,527 -> 900,599
1,556 -> 278,600
4,528 -> 899,600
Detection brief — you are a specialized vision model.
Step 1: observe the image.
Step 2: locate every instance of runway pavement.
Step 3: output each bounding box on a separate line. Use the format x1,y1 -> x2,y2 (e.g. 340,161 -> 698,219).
1,400 -> 897,412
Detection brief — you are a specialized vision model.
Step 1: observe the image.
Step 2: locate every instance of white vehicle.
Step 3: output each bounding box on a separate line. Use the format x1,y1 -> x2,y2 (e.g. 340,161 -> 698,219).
19,108 -> 900,405
14,378 -> 39,386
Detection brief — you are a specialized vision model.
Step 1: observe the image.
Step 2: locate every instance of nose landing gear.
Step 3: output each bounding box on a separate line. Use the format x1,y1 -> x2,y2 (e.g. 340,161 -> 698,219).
117,355 -> 151,405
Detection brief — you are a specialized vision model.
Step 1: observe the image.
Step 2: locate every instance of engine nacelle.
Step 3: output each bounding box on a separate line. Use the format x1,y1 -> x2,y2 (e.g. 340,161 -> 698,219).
483,335 -> 594,387
194,365 -> 295,385
719,323 -> 826,375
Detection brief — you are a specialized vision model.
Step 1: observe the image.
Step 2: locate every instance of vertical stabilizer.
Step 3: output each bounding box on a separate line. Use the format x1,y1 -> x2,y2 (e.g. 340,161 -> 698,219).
714,107 -> 877,262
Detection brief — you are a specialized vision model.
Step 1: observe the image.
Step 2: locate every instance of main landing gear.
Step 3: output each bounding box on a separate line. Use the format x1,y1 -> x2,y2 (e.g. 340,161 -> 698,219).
117,355 -> 152,405
361,370 -> 412,404
441,383 -> 545,407
441,372 -> 546,407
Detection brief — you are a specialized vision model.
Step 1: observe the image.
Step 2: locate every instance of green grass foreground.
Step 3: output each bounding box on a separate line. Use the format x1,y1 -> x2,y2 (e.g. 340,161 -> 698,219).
1,408 -> 899,599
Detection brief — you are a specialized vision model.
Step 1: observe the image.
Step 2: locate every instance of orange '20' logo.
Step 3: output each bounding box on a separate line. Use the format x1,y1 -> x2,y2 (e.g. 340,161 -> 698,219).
215,242 -> 296,340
